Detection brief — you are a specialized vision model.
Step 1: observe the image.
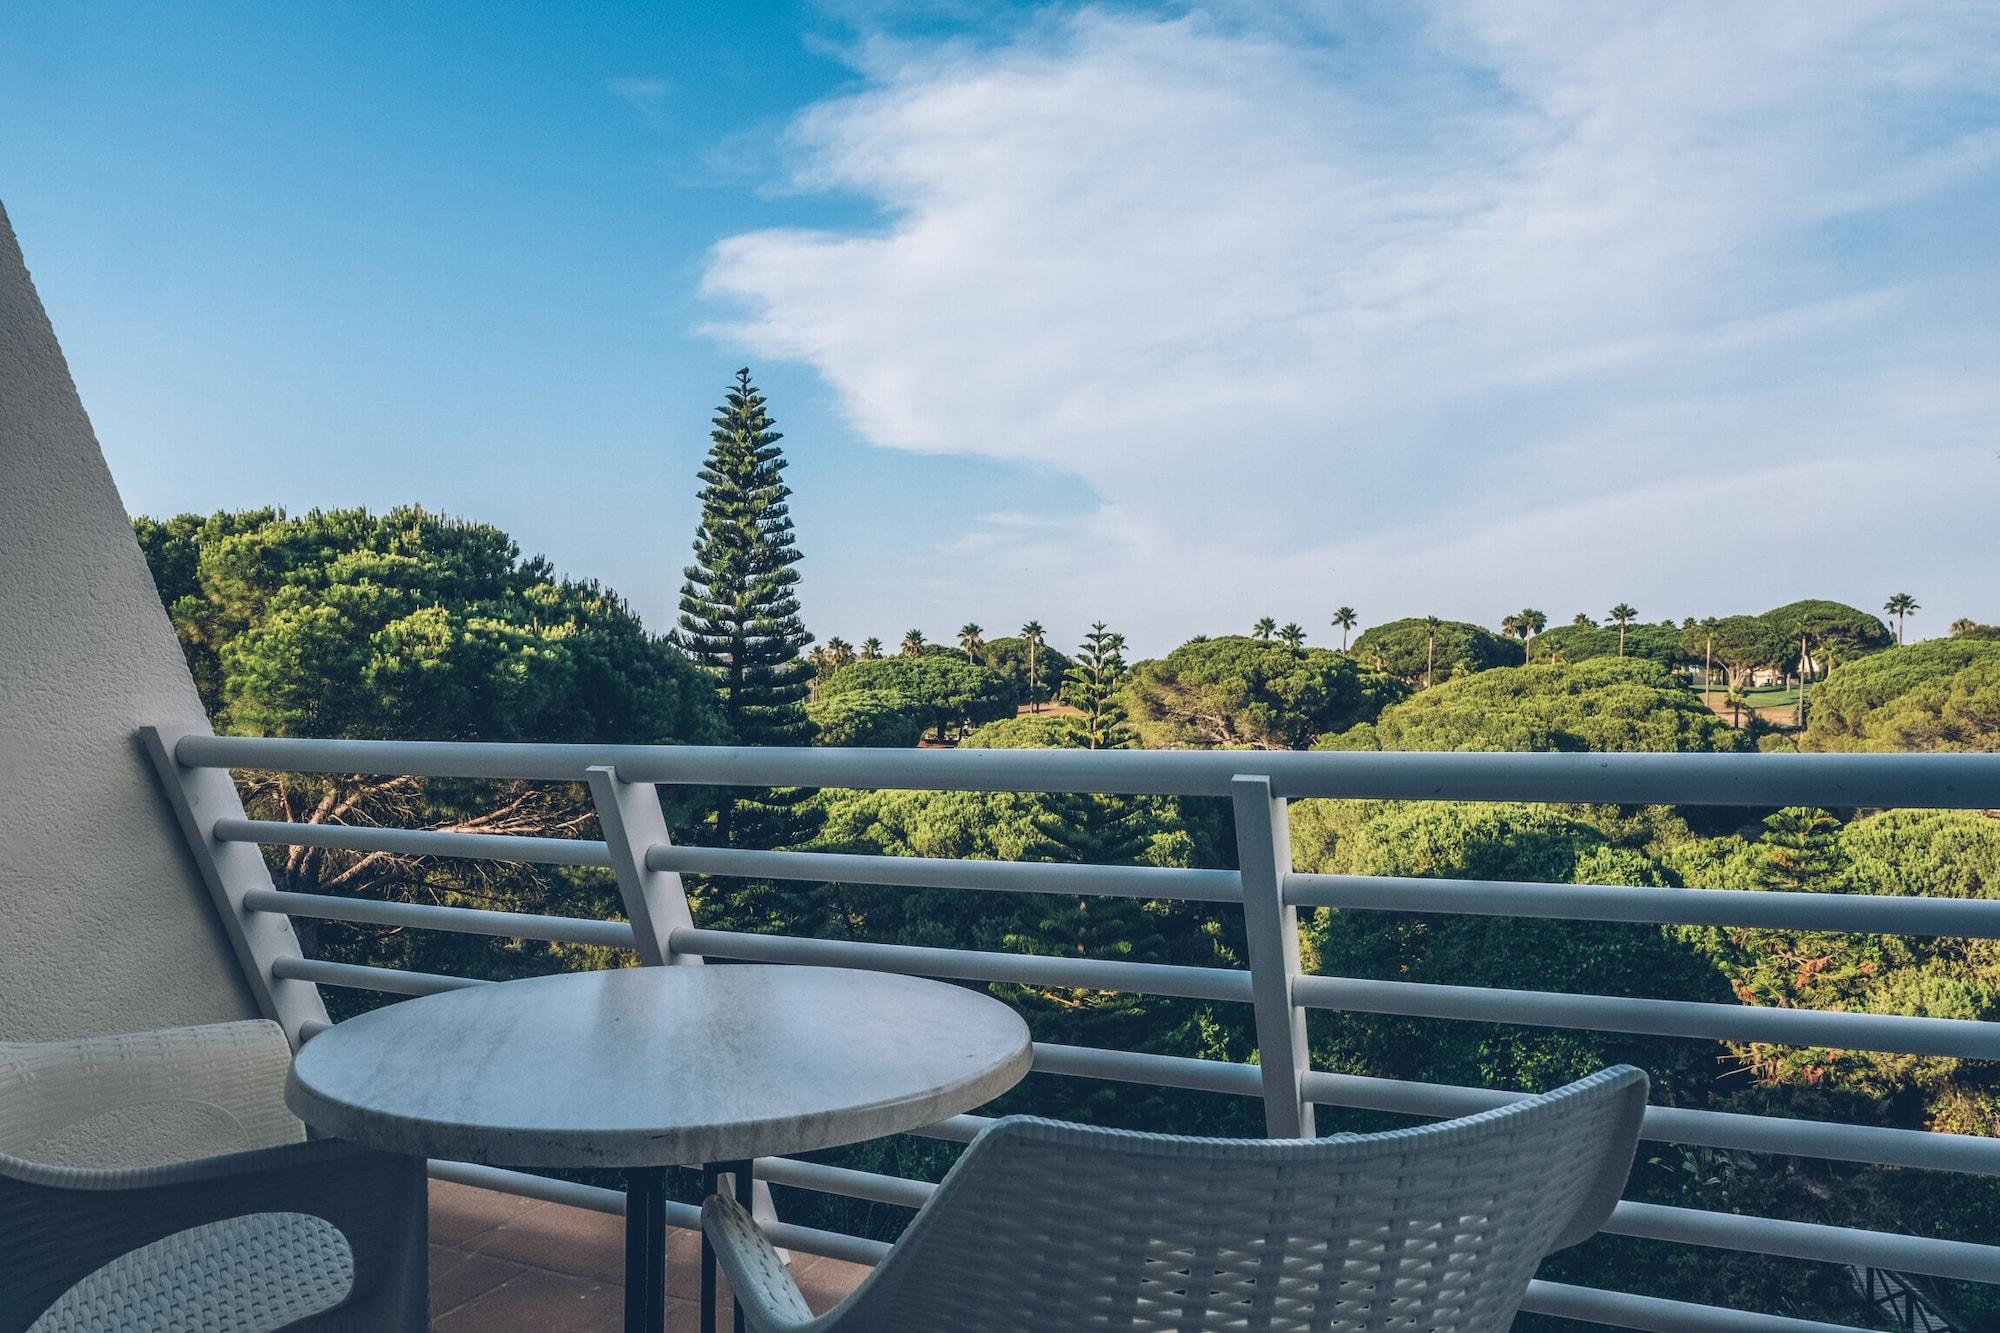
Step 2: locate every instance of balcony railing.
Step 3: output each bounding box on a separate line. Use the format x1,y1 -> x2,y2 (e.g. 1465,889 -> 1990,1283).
142,729 -> 2000,1332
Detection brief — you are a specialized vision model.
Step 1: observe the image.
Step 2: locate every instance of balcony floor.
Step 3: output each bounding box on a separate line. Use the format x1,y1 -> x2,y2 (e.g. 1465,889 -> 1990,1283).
429,1181 -> 870,1331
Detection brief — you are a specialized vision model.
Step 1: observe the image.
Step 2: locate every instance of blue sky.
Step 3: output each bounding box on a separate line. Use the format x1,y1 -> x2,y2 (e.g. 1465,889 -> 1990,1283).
4,2 -> 1996,654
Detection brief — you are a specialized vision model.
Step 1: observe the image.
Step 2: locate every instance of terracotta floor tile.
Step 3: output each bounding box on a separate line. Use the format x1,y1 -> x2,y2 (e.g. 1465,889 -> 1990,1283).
428,1179 -> 545,1246
429,1244 -> 528,1319
432,1266 -> 624,1332
470,1199 -> 630,1285
429,1185 -> 865,1329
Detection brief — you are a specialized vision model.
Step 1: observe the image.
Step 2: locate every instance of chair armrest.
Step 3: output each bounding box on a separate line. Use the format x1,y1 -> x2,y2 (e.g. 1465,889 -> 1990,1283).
0,1138 -> 426,1333
703,1192 -> 817,1333
0,1021 -> 303,1163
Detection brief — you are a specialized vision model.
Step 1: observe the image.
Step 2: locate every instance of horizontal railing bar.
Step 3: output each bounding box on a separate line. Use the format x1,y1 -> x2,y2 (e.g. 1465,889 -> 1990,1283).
1291,871 -> 2000,938
429,1159 -> 636,1218
1301,1070 -> 2000,1176
671,928 -> 1254,1003
755,1156 -> 937,1210
1520,1281 -> 1862,1332
171,735 -> 2000,808
908,1114 -> 992,1143
1605,1200 -> 2000,1284
426,1161 -> 890,1266
243,888 -> 639,949
270,956 -> 487,996
1032,1043 -> 1266,1097
649,843 -> 1244,904
213,817 -> 612,866
1295,974 -> 2000,1060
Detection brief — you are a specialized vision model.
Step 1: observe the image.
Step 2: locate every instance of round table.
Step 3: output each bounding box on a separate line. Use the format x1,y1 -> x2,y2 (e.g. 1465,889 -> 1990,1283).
287,965 -> 1032,1333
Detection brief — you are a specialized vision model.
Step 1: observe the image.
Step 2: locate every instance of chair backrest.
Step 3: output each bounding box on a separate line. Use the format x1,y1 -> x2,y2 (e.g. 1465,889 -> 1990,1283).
831,1065 -> 1647,1333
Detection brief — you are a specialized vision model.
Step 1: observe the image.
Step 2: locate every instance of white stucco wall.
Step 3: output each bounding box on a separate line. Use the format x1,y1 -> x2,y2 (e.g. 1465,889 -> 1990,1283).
0,200 -> 258,1040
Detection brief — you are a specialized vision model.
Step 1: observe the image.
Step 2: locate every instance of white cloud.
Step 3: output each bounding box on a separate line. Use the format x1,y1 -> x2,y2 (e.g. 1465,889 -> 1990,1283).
704,2 -> 2000,651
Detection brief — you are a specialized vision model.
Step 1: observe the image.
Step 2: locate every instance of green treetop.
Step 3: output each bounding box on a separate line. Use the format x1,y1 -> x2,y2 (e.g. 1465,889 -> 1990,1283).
1123,636 -> 1404,749
1064,622 -> 1134,750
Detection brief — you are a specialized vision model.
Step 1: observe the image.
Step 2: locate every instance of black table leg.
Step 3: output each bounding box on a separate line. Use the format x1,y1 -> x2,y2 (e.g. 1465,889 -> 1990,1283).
731,1161 -> 754,1333
701,1160 -> 758,1333
625,1166 -> 667,1333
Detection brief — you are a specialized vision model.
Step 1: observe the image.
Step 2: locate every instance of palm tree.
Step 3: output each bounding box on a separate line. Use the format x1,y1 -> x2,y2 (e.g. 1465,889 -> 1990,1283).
1725,686 -> 1751,728
1608,603 -> 1638,656
1277,623 -> 1306,651
900,628 -> 926,658
1502,608 -> 1546,662
1572,612 -> 1597,627
1952,617 -> 1979,637
1884,593 -> 1919,644
1020,620 -> 1046,712
1330,607 -> 1357,651
1252,617 -> 1276,641
1696,617 -> 1718,695
1423,615 -> 1442,689
957,622 -> 984,660
859,637 -> 882,661
823,636 -> 854,670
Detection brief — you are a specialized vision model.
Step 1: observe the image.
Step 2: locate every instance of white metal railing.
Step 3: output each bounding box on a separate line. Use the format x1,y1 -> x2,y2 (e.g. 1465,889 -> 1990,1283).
141,727 -> 2000,1332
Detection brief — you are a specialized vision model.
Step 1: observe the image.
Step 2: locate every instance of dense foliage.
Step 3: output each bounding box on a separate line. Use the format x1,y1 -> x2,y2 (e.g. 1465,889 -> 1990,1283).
803,693 -> 926,748
1801,639 -> 2000,752
1321,658 -> 1750,754
817,654 -> 1018,741
1348,617 -> 1522,684
1529,621 -> 1688,668
1758,599 -> 1894,670
976,634 -> 1072,708
1122,636 -> 1405,749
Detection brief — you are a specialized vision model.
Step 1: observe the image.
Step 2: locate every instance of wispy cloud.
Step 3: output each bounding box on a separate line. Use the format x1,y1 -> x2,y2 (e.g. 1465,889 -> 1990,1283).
607,76 -> 671,128
704,2 -> 2000,649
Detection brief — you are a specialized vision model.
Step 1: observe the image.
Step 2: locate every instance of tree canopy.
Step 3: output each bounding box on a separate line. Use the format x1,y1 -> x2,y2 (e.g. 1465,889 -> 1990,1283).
1122,636 -> 1406,749
976,634 -> 1071,707
1348,617 -> 1522,685
135,506 -> 724,746
1680,614 -> 1787,686
804,693 -> 926,748
1321,658 -> 1751,754
1529,622 -> 1689,669
817,654 -> 1018,741
1800,639 -> 2000,752
1756,598 -> 1892,670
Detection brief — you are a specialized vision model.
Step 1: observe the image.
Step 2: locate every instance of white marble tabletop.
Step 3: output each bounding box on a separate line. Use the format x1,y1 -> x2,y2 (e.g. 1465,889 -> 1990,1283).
286,965 -> 1033,1168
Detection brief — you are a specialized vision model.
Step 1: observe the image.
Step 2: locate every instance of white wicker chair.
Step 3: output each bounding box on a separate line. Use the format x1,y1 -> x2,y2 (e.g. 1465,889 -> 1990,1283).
705,1065 -> 1648,1333
0,1020 -> 427,1332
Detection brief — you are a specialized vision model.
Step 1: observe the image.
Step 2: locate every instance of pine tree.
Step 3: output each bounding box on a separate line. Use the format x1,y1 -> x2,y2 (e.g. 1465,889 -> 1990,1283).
1062,622 -> 1133,750
678,368 -> 814,847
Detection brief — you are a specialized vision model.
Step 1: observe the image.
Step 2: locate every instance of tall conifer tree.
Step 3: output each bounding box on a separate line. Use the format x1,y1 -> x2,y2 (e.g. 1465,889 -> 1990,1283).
678,368 -> 814,846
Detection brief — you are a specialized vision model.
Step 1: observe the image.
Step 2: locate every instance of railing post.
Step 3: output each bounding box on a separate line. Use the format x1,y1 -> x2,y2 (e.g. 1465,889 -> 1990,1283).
1231,774 -> 1314,1138
141,726 -> 330,1046
588,765 -> 785,1241
586,765 -> 698,966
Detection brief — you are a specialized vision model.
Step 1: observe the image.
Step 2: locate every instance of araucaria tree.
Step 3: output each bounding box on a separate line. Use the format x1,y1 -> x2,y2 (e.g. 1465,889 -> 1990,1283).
1064,622 -> 1133,750
677,368 -> 814,844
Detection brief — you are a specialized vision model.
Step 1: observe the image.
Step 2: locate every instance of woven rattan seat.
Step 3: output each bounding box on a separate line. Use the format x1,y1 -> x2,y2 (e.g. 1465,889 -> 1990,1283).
705,1065 -> 1648,1332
